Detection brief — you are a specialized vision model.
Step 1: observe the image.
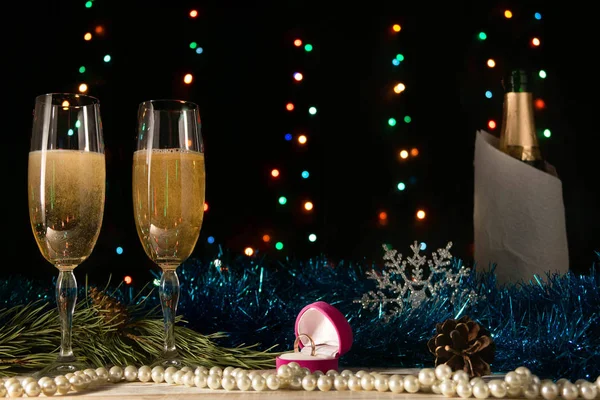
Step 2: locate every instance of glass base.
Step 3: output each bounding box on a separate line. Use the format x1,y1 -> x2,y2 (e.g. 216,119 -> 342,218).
151,355 -> 189,369
33,356 -> 88,379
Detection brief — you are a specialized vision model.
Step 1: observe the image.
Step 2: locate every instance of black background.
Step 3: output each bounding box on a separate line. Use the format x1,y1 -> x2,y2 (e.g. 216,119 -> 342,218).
3,0 -> 598,287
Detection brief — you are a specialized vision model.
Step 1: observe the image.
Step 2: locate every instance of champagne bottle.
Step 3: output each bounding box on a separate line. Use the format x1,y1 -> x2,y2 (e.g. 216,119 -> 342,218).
499,69 -> 546,171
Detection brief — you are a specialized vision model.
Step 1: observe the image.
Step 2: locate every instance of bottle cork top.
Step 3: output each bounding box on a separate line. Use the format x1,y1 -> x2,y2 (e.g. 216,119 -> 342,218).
502,69 -> 530,93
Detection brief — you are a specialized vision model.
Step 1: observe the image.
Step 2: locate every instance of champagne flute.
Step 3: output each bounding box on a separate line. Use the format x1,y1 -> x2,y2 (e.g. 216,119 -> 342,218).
28,93 -> 105,376
132,99 -> 205,367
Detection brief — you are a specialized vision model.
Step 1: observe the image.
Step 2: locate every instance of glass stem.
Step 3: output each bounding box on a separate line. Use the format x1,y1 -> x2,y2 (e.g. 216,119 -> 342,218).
56,270 -> 77,362
159,269 -> 180,359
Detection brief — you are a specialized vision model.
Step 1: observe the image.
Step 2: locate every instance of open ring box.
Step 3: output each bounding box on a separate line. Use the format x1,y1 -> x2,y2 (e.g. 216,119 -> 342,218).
276,301 -> 353,373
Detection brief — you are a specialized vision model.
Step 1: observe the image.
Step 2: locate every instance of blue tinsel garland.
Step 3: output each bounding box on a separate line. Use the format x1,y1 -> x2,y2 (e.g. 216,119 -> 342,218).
2,249 -> 599,381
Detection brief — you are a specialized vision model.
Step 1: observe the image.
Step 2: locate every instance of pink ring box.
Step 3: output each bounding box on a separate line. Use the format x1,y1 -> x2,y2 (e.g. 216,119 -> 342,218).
275,301 -> 353,373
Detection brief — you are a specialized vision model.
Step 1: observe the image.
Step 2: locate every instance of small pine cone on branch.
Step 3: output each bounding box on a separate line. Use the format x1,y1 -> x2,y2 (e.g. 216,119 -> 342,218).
427,315 -> 496,377
88,287 -> 129,328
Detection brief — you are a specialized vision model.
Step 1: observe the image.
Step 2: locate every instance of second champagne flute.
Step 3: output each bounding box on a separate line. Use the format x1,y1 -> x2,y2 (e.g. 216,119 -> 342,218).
132,99 -> 205,367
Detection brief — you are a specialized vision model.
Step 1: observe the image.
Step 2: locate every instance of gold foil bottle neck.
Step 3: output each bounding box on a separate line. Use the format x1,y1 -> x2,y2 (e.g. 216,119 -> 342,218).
499,92 -> 542,162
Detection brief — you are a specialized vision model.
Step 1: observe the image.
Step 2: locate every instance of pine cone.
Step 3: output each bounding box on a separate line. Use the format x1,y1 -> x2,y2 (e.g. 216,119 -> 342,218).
427,315 -> 495,377
88,287 -> 129,328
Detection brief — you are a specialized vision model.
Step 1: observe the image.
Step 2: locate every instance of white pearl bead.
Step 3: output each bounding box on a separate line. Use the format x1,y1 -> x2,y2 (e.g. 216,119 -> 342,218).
7,382 -> 23,397
432,380 -> 442,394
596,376 -> 600,391
21,377 -> 36,387
289,376 -> 302,390
230,367 -> 242,378
287,362 -> 300,372
41,379 -> 57,396
302,375 -> 317,391
195,366 -> 208,376
124,365 -> 138,382
4,377 -> 19,387
334,375 -> 348,391
236,375 -> 251,391
83,368 -> 98,381
69,375 -> 86,391
164,367 -> 178,384
473,382 -> 490,399
266,374 -> 280,390
247,371 -> 261,380
347,375 -> 362,391
355,370 -> 369,378
25,381 -> 41,397
360,374 -> 374,391
95,367 -> 109,381
504,371 -> 521,387
181,371 -> 195,387
326,369 -> 339,377
556,378 -> 569,391
532,375 -> 541,385
515,367 -> 532,385
436,364 -> 454,380
575,379 -> 588,388
0,386 -> 5,398
340,369 -> 354,379
317,375 -> 333,391
419,368 -> 437,386
194,373 -> 208,388
223,366 -> 235,377
457,381 -> 473,398
388,375 -> 404,393
453,370 -> 470,383
440,378 -> 457,397
207,374 -> 221,390
221,375 -> 236,391
209,366 -> 223,377
174,370 -> 186,385
54,376 -> 70,395
524,383 -> 540,399
471,377 -> 486,387
580,381 -> 598,400
81,373 -> 92,389
276,364 -> 292,379
314,370 -> 324,377
506,384 -> 522,398
137,365 -> 152,383
252,375 -> 266,391
151,366 -> 165,383
561,381 -> 579,400
180,366 -> 193,373
404,374 -> 420,393
108,366 -> 124,383
374,375 -> 389,392
540,380 -> 559,400
488,379 -> 507,398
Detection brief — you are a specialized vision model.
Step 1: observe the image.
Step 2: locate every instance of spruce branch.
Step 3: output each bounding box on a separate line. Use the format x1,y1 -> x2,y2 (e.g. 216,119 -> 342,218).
0,286 -> 280,376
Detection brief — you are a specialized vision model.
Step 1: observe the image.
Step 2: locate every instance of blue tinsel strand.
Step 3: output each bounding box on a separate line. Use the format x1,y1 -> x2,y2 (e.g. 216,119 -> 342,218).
1,249 -> 599,381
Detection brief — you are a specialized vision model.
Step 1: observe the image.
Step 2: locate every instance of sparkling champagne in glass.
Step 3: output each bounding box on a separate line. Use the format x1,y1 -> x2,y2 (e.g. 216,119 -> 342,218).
28,93 -> 105,377
133,100 -> 205,367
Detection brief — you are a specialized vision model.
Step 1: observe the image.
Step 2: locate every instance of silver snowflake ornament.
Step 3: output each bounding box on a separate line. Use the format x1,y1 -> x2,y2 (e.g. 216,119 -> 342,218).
355,241 -> 477,321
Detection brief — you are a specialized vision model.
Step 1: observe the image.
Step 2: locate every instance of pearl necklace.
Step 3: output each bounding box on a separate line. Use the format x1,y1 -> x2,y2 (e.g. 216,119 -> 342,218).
2,363 -> 599,398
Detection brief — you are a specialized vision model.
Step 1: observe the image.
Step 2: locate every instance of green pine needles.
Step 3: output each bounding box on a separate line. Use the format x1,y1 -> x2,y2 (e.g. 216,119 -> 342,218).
0,282 -> 280,376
